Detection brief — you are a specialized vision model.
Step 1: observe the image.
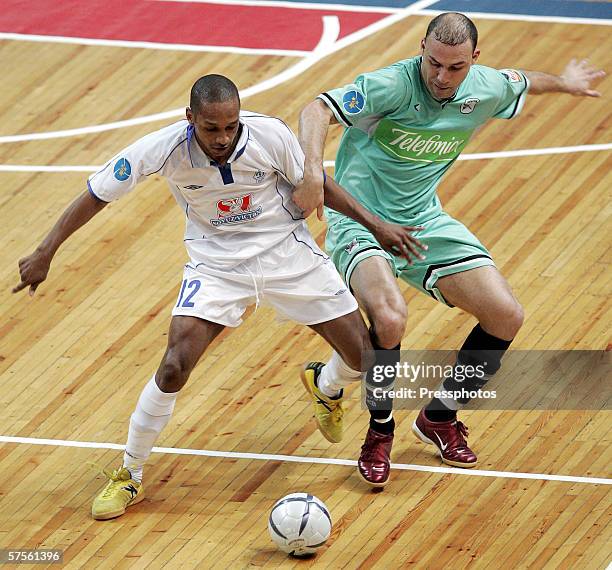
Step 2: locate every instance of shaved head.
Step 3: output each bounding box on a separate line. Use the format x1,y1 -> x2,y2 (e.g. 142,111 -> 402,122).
425,12 -> 478,50
420,12 -> 480,101
190,74 -> 240,117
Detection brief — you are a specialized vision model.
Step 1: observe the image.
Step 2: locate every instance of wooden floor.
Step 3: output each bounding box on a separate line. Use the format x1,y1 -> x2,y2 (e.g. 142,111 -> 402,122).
1,13 -> 611,570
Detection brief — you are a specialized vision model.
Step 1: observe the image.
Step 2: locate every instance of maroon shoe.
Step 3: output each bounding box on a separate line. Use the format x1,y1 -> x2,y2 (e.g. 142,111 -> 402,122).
358,427 -> 394,487
412,409 -> 478,468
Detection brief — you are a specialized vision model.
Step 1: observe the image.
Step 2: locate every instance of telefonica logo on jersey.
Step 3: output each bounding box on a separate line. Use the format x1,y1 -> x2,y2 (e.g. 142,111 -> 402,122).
374,119 -> 473,163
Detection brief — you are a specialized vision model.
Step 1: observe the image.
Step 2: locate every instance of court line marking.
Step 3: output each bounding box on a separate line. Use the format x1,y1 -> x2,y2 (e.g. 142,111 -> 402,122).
2,143 -> 609,173
157,0 -> 612,25
155,0 -> 397,13
0,32 -> 311,57
0,165 -> 100,173
0,0 -> 439,144
451,143 -> 612,160
322,142 -> 612,167
0,435 -> 609,485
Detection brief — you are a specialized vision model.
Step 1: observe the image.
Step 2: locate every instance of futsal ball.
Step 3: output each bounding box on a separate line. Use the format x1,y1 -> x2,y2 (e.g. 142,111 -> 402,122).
268,493 -> 332,556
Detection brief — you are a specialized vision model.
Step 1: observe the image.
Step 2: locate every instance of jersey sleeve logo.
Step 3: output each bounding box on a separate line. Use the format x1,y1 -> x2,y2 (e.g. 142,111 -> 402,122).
342,90 -> 366,115
500,69 -> 523,83
210,193 -> 263,227
113,158 -> 132,181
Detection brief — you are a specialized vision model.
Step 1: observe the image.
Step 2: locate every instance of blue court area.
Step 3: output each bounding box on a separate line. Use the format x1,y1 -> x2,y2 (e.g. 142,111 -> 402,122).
284,0 -> 612,20
432,0 -> 612,19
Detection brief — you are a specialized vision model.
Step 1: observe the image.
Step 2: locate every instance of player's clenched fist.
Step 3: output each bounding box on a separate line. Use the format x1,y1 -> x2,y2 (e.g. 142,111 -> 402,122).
13,250 -> 51,296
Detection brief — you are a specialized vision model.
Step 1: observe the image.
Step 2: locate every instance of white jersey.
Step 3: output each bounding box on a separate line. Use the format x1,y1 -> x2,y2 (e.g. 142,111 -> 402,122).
88,112 -> 306,269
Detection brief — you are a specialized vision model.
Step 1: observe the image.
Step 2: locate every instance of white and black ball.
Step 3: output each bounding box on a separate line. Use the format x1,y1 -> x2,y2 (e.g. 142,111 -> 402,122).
268,493 -> 332,556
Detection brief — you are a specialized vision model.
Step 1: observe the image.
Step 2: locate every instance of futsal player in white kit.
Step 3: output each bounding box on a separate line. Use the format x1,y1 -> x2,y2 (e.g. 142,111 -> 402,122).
14,75 -> 426,519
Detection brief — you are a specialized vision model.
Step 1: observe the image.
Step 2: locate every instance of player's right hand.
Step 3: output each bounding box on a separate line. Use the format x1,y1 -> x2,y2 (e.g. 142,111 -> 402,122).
13,250 -> 52,296
371,221 -> 428,265
561,59 -> 605,97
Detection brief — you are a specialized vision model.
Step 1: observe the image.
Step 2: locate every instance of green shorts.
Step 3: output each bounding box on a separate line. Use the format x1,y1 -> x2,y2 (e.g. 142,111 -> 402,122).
326,212 -> 495,306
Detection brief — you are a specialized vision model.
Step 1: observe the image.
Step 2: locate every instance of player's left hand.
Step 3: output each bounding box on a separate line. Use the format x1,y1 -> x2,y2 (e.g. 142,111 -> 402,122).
561,59 -> 605,97
371,221 -> 428,265
293,174 -> 325,220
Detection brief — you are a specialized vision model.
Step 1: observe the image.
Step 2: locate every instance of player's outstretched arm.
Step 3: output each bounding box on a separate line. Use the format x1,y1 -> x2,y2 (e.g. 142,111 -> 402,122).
294,99 -> 338,221
13,191 -> 107,296
525,59 -> 605,97
323,176 -> 427,264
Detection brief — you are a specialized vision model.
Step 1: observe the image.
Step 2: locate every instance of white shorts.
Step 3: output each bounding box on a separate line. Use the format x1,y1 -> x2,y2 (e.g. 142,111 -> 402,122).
171,226 -> 358,327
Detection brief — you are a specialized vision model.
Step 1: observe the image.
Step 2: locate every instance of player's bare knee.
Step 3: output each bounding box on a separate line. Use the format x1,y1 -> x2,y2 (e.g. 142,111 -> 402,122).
371,308 -> 406,348
484,298 -> 524,339
507,300 -> 525,336
156,354 -> 192,392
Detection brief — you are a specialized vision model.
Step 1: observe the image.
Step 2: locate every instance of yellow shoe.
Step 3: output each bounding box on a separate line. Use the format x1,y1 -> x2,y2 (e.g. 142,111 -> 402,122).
91,466 -> 144,520
301,361 -> 344,443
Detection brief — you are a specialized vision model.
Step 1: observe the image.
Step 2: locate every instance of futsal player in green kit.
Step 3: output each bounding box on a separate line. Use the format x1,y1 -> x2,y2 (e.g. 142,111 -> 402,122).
295,12 -> 605,486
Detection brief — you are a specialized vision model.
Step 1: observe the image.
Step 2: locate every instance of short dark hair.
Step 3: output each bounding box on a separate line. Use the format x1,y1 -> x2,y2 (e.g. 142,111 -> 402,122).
425,12 -> 478,50
190,74 -> 240,116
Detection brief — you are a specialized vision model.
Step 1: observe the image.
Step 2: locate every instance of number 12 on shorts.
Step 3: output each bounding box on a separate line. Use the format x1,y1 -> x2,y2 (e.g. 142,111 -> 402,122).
176,279 -> 202,308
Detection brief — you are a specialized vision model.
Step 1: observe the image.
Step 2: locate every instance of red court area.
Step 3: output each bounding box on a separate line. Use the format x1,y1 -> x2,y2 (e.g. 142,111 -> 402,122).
1,0 -> 389,51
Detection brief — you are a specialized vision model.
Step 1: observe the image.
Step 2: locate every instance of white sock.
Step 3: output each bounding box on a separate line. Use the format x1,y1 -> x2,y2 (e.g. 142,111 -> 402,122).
318,351 -> 364,398
122,375 -> 179,483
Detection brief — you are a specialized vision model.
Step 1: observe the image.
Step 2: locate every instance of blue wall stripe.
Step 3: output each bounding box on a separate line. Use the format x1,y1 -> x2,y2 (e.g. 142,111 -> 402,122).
432,0 -> 612,19
277,0 -> 611,19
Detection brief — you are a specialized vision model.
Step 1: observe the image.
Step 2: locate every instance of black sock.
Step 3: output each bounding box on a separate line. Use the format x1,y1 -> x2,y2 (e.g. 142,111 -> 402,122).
424,402 -> 456,423
459,323 -> 513,363
370,416 -> 395,435
425,324 -> 513,422
365,328 -> 399,432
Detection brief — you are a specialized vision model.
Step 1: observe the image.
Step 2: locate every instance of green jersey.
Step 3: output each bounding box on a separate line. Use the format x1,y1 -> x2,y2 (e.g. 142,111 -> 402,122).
320,56 -> 529,224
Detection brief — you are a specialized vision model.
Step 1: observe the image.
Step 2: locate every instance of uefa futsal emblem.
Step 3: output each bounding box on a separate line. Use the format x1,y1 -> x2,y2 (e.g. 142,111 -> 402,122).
113,158 -> 131,181
342,90 -> 365,115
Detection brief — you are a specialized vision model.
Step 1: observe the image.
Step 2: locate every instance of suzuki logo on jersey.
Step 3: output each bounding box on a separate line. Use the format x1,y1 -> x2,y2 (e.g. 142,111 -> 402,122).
210,193 -> 262,227
460,98 -> 479,114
